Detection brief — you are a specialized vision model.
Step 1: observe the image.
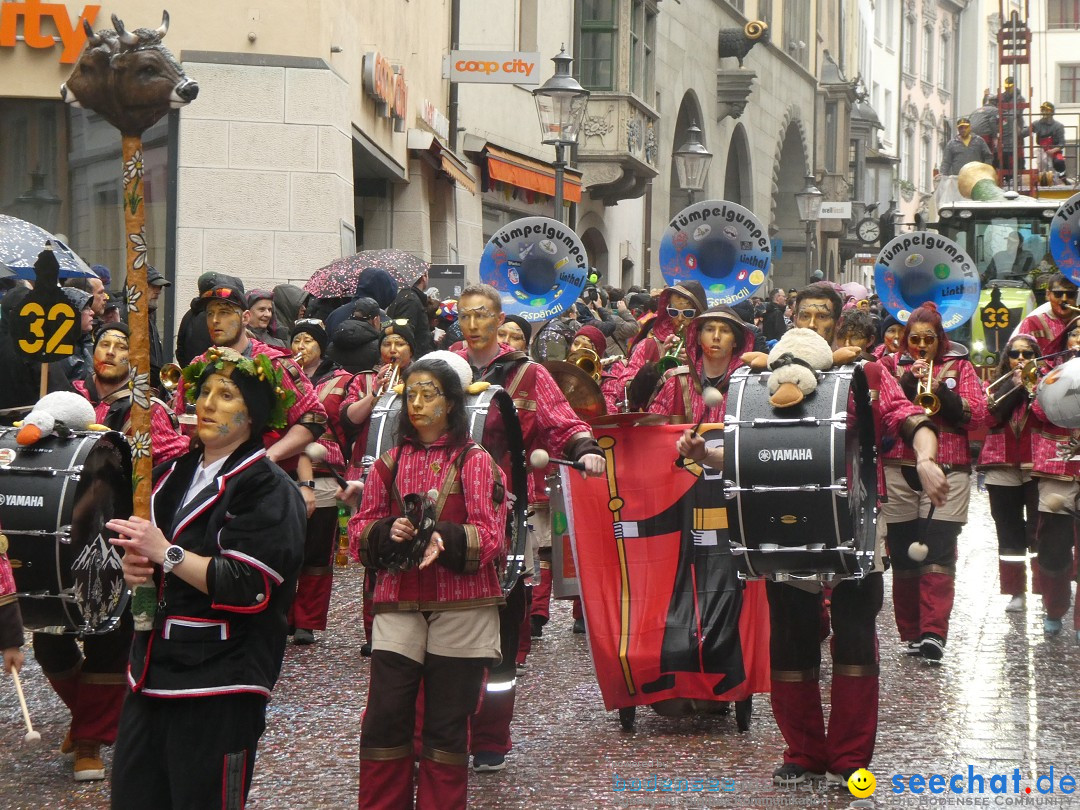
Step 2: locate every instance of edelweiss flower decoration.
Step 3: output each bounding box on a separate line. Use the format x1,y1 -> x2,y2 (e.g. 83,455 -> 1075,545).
125,284 -> 142,314
129,229 -> 148,269
123,150 -> 144,185
130,430 -> 152,461
129,366 -> 151,410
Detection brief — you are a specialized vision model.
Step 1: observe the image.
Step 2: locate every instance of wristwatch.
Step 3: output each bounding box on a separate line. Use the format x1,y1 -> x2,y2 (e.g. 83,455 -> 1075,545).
297,480 -> 316,490
162,545 -> 186,574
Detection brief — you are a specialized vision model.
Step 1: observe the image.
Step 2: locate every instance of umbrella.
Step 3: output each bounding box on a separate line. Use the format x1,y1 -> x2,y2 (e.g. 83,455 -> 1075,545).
0,214 -> 97,280
305,249 -> 429,297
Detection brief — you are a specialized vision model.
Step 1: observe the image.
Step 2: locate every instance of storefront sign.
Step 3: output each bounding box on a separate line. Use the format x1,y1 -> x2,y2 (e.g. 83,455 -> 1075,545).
0,0 -> 100,64
444,51 -> 541,85
421,99 -> 450,141
819,202 -> 852,219
429,264 -> 465,298
362,51 -> 408,132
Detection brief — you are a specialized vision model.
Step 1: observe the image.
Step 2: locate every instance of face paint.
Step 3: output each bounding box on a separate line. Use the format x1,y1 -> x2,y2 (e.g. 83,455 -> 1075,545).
571,335 -> 595,354
794,298 -> 836,343
883,325 -> 904,353
381,334 -> 413,366
405,372 -> 450,437
93,331 -> 130,384
206,301 -> 247,347
497,322 -> 527,351
666,292 -> 697,333
195,372 -> 252,451
907,327 -> 939,358
458,294 -> 503,352
698,320 -> 735,358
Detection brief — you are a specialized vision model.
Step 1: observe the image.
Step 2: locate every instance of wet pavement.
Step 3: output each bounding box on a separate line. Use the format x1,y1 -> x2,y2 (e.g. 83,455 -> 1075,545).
3,486 -> 1080,808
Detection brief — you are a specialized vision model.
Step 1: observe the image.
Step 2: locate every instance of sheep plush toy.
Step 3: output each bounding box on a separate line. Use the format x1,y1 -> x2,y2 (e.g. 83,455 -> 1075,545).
740,327 -> 836,408
15,391 -> 107,445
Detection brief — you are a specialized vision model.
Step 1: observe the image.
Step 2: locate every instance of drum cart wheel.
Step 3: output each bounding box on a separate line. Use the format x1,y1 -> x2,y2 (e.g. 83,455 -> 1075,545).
735,697 -> 752,732
618,706 -> 636,731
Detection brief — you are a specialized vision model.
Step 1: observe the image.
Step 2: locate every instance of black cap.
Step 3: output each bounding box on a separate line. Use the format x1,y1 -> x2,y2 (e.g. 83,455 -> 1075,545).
93,322 -> 130,347
290,319 -> 329,354
146,266 -> 171,287
381,322 -> 416,350
194,275 -> 246,311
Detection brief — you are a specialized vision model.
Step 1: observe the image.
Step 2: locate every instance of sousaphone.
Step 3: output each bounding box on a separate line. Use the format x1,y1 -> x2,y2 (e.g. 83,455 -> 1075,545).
874,231 -> 981,331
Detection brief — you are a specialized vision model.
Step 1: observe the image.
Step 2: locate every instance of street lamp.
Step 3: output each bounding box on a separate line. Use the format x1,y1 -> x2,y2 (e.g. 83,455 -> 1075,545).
533,46 -> 590,224
673,120 -> 713,204
794,174 -> 823,282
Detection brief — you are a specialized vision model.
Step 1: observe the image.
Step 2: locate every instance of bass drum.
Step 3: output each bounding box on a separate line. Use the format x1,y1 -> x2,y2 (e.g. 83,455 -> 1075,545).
0,429 -> 133,634
722,365 -> 877,580
364,386 -> 528,592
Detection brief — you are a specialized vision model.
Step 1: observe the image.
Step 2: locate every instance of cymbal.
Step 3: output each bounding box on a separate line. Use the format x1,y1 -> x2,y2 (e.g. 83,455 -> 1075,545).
542,361 -> 607,419
588,412 -> 670,428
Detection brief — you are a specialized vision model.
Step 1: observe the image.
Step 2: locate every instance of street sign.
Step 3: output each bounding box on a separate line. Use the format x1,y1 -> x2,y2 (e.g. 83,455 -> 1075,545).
819,202 -> 852,219
429,264 -> 466,299
444,51 -> 542,84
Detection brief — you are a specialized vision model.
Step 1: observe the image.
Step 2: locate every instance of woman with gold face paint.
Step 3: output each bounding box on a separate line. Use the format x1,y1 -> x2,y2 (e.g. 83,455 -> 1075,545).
108,350 -> 305,809
976,334 -> 1040,614
351,356 -> 509,809
373,324 -> 416,395
496,315 -> 532,353
878,303 -> 989,661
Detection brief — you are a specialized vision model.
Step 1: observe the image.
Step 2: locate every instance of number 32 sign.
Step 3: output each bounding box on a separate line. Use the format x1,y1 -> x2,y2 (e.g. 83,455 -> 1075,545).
11,291 -> 78,361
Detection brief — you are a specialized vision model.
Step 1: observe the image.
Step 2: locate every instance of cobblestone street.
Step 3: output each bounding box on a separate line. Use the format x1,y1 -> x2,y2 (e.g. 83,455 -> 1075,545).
3,486 -> 1080,808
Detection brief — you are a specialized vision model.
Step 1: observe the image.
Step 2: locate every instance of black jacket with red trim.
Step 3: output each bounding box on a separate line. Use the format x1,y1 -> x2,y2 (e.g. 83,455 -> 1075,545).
127,439 -> 305,699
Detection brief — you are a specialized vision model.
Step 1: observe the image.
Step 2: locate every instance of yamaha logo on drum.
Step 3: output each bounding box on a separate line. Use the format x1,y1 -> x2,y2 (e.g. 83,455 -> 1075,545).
756,448 -> 813,462
0,493 -> 45,507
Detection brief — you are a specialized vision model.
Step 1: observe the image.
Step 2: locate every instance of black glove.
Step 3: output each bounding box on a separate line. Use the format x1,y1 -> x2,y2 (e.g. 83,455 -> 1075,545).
934,383 -> 966,425
987,380 -> 1027,424
899,370 -> 919,400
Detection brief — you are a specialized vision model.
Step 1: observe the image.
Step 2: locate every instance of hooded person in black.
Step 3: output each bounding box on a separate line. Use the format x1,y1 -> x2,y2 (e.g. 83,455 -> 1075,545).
0,286 -> 75,419
175,272 -> 221,366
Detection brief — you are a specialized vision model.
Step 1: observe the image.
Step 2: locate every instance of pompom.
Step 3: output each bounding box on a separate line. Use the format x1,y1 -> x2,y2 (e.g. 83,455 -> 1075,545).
23,730 -> 41,745
426,488 -> 440,502
305,442 -> 327,462
702,386 -> 724,408
908,542 -> 929,562
1043,493 -> 1066,513
422,350 -> 473,393
530,449 -> 550,469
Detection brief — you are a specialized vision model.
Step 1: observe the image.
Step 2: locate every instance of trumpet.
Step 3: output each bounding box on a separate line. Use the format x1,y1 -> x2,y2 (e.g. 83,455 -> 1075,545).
375,361 -> 400,396
985,348 -> 1077,410
656,331 -> 685,374
913,353 -> 940,416
566,347 -> 602,381
159,362 -> 182,392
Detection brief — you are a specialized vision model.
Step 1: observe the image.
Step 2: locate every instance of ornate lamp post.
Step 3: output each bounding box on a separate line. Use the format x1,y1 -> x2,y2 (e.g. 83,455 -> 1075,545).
795,174 -> 824,282
532,47 -> 590,224
673,120 -> 713,205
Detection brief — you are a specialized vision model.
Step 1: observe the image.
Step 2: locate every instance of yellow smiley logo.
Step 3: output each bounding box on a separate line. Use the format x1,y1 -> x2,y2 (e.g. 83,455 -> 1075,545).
848,768 -> 877,798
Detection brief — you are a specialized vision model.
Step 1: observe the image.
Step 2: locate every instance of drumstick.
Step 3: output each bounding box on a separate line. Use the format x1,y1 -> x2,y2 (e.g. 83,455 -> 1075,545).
908,505 -> 936,562
10,670 -> 41,744
689,386 -> 724,435
1043,492 -> 1080,520
304,442 -> 350,490
529,449 -> 586,471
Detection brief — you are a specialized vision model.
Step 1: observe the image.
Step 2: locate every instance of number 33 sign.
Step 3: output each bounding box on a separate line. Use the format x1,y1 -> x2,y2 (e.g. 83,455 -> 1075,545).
11,290 -> 78,361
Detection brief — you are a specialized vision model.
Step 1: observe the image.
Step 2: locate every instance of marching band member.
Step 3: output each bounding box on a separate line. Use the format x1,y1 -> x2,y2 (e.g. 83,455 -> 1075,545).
1018,274 -> 1079,353
647,306 -> 752,423
834,309 -> 879,361
879,302 -> 988,662
1029,315 -> 1080,637
1,531 -> 25,675
766,284 -> 947,786
496,314 -> 532,352
976,334 -> 1041,613
454,284 -> 605,772
874,315 -> 904,360
288,319 -> 351,645
32,323 -> 188,783
351,356 -> 509,809
379,323 -> 416,380
108,349 -> 305,809
569,324 -> 624,414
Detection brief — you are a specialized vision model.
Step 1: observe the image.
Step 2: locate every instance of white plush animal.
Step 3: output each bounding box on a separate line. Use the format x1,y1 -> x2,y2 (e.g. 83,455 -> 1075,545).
762,328 -> 835,408
16,391 -> 106,445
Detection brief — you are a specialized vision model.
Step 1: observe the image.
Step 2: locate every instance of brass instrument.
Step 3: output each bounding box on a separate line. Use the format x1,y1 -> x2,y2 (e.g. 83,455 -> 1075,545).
566,347 -> 601,382
913,354 -> 940,416
985,348 -> 1078,410
375,361 -> 400,396
656,331 -> 685,374
159,362 -> 182,392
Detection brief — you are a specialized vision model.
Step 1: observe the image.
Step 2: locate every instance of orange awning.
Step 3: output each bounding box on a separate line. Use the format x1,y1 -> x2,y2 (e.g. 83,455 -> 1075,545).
439,152 -> 477,194
485,145 -> 582,203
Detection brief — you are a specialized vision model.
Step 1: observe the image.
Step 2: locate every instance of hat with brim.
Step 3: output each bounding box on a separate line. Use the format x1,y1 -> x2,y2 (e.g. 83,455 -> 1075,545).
146,266 -> 171,288
195,276 -> 247,312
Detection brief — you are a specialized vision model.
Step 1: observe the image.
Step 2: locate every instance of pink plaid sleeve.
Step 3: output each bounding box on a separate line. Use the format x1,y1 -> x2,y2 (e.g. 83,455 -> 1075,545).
460,449 -> 510,567
531,363 -> 594,455
150,402 -> 189,465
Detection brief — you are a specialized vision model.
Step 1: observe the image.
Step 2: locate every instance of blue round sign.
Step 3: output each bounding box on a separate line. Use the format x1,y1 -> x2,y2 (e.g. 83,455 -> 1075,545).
874,232 -> 980,332
658,200 -> 771,307
1050,191 -> 1080,286
479,217 -> 588,322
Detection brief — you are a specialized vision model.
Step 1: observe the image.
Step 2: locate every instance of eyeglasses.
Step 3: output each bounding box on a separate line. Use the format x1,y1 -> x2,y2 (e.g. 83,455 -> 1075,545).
908,335 -> 938,346
1007,349 -> 1036,359
1049,290 -> 1077,300
667,306 -> 697,319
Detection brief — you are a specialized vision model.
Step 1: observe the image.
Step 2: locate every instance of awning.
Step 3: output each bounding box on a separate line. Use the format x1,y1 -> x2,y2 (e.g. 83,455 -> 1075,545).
407,129 -> 477,194
484,144 -> 582,203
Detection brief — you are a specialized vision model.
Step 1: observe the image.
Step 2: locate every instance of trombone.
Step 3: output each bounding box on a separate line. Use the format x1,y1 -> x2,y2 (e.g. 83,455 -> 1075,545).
913,353 -> 940,416
985,348 -> 1077,410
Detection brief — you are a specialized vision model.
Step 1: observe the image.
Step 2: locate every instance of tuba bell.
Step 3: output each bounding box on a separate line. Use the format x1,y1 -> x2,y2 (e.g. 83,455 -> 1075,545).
566,347 -> 602,382
159,362 -> 182,392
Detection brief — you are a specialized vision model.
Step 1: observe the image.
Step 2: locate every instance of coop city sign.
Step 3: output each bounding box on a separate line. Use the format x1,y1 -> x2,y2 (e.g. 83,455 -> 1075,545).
0,0 -> 100,64
363,50 -> 408,132
444,51 -> 541,85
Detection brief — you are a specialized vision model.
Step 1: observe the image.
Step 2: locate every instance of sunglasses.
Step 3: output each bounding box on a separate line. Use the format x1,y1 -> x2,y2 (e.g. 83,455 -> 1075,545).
908,335 -> 938,346
293,318 -> 325,328
1050,290 -> 1077,300
1007,349 -> 1036,359
667,306 -> 697,319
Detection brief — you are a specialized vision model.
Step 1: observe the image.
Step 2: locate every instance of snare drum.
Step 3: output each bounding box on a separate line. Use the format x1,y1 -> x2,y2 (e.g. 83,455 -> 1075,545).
0,428 -> 133,634
723,365 -> 877,580
364,386 -> 528,593
548,471 -> 579,599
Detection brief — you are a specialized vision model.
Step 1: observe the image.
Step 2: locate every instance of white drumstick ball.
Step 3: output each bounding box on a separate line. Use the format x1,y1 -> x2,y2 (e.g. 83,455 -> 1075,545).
702,386 -> 724,409
1043,493 -> 1067,513
908,542 -> 929,562
305,442 -> 327,462
427,489 -> 439,502
24,730 -> 41,744
530,449 -> 550,469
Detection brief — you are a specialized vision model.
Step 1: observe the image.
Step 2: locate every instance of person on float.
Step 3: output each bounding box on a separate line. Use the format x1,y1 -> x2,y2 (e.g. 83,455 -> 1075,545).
1018,273 -> 1079,354
874,315 -> 905,360
616,282 -> 708,410
453,283 -> 605,772
1029,315 -> 1080,637
171,277 -> 329,477
288,319 -> 352,645
30,323 -> 188,782
351,355 -> 508,809
761,284 -> 948,785
879,301 -> 988,661
108,349 -> 305,808
976,333 -> 1041,613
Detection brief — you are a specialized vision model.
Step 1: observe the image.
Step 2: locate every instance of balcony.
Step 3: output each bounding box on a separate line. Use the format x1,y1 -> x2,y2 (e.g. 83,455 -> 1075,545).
575,93 -> 659,205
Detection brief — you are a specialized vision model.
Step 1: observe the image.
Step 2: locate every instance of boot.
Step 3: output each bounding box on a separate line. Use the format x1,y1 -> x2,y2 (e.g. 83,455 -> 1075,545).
416,748 -> 468,810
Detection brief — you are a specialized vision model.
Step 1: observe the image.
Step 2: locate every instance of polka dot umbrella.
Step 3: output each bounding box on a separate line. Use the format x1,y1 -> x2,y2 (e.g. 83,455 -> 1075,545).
0,214 -> 97,280
304,249 -> 429,298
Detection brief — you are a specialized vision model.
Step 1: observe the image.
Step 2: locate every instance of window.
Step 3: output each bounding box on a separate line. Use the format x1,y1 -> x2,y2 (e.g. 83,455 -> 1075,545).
921,133 -> 933,191
580,0 -> 616,91
902,128 -> 915,184
725,0 -> 745,11
825,101 -> 838,173
903,15 -> 917,75
629,1 -> 657,101
939,33 -> 950,90
518,0 -> 538,51
1048,0 -> 1080,29
883,89 -> 893,141
874,1 -> 883,42
1062,64 -> 1080,103
783,2 -> 811,67
922,23 -> 934,83
885,0 -> 896,49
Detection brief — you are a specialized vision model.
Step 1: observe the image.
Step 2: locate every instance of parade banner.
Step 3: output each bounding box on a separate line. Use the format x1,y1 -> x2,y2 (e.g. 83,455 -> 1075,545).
563,423 -> 769,711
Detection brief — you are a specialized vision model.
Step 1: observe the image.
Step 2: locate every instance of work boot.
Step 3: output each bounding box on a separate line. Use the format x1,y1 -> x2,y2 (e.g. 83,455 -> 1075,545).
73,740 -> 105,782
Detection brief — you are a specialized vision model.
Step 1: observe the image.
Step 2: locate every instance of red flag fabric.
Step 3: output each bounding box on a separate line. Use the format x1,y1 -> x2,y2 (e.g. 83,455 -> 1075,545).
563,423 -> 769,711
